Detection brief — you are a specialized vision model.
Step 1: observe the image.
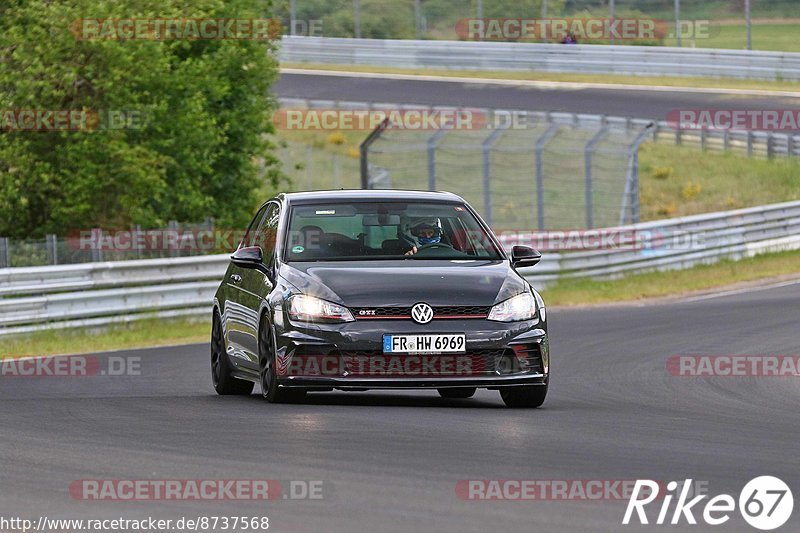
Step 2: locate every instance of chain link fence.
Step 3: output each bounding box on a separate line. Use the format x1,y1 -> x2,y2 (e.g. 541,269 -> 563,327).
0,220 -> 216,268
358,109 -> 651,230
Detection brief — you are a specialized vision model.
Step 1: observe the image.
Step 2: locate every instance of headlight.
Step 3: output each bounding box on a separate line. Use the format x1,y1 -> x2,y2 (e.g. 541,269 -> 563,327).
487,292 -> 537,322
287,295 -> 354,323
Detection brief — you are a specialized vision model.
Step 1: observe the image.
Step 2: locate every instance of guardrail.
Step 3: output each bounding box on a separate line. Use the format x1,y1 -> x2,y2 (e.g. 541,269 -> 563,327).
2,201 -> 799,336
515,200 -> 800,282
279,36 -> 800,81
279,98 -> 800,160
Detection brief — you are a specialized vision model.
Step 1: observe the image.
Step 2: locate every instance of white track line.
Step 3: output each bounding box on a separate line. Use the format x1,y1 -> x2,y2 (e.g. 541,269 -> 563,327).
682,278 -> 800,302
280,67 -> 800,98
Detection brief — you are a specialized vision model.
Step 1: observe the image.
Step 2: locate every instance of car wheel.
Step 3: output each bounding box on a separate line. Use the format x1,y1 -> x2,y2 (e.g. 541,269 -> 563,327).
258,320 -> 306,403
500,384 -> 547,408
437,388 -> 476,399
211,312 -> 254,395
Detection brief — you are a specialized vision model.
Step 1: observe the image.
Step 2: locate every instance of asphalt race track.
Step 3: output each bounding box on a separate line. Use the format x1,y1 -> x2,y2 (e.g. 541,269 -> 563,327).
276,71 -> 800,119
2,281 -> 799,532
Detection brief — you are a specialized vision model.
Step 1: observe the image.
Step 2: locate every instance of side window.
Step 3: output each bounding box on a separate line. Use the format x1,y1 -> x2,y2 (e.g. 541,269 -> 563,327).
240,204 -> 269,249
253,203 -> 280,264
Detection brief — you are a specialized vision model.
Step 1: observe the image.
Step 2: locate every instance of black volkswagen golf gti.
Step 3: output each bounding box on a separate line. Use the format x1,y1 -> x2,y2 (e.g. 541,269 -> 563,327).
212,190 -> 549,408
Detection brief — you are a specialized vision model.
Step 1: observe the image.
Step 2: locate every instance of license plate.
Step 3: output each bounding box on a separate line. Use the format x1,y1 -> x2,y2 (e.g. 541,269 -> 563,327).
383,334 -> 466,354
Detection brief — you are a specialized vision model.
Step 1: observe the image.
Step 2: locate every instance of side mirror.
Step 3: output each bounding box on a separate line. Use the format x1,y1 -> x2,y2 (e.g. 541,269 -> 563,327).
231,246 -> 263,268
511,245 -> 541,268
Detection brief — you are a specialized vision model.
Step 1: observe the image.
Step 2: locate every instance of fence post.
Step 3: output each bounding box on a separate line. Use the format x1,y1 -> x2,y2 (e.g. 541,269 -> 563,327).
359,117 -> 390,189
620,123 -> 654,225
46,234 -> 58,265
426,128 -> 450,191
168,220 -> 179,257
354,0 -> 361,39
0,237 -> 9,268
134,224 -> 142,259
767,133 -> 775,159
584,123 -> 609,230
747,131 -> 753,157
534,122 -> 561,230
700,128 -> 707,151
480,124 -> 509,227
723,130 -> 730,152
91,228 -> 103,262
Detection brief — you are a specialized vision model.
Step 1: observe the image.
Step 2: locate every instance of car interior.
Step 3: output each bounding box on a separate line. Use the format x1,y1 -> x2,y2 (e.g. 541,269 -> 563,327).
289,217 -> 477,259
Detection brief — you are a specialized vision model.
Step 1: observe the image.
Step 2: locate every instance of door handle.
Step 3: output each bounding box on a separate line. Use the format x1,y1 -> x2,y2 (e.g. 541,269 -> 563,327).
230,274 -> 242,284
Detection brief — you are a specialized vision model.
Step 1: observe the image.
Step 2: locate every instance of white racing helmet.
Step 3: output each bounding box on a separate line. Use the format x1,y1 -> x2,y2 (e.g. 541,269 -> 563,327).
399,216 -> 443,247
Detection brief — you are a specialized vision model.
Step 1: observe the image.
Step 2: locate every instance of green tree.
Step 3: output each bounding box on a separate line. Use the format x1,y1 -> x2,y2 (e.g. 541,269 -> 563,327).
0,0 -> 282,238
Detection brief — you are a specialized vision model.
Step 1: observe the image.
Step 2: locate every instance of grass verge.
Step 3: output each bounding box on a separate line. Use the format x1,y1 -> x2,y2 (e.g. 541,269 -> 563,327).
0,317 -> 209,359
541,249 -> 800,306
638,142 -> 800,219
280,62 -> 800,94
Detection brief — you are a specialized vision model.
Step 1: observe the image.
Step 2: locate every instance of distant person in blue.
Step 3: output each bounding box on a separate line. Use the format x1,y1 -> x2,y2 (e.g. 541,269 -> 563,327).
561,31 -> 578,44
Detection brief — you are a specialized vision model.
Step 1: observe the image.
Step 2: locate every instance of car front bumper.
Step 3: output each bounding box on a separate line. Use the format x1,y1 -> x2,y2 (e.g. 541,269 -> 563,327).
273,315 -> 549,390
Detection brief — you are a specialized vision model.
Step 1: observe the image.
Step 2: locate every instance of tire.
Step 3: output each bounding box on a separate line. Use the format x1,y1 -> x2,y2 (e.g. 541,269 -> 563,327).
258,320 -> 306,404
438,387 -> 476,399
211,312 -> 254,395
500,384 -> 547,408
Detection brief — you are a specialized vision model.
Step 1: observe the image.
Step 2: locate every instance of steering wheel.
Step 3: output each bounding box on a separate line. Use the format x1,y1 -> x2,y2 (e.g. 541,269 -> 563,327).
416,243 -> 454,252
412,242 -> 462,258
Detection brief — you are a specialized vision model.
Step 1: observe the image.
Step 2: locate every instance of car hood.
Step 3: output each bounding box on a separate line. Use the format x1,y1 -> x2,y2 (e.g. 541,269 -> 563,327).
279,260 -> 527,307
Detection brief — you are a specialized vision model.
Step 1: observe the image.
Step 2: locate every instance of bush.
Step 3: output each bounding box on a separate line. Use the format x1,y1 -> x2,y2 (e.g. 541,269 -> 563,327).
681,182 -> 703,201
652,167 -> 673,180
0,0 -> 283,239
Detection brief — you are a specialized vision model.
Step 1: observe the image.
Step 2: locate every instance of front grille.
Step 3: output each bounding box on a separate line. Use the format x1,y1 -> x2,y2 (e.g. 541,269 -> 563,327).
351,305 -> 491,320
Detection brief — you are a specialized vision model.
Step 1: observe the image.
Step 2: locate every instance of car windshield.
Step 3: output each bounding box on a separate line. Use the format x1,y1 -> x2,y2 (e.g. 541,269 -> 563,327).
285,201 -> 503,262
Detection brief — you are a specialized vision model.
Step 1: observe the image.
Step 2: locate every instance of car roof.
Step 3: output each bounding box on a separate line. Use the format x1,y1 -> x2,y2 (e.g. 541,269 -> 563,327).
278,189 -> 465,205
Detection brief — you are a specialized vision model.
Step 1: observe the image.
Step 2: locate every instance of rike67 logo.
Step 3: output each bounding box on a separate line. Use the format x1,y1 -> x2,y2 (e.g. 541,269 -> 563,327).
624,476 -> 793,530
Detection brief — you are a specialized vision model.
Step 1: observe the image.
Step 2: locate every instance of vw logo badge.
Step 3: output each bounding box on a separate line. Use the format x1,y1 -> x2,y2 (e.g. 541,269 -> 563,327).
411,303 -> 434,324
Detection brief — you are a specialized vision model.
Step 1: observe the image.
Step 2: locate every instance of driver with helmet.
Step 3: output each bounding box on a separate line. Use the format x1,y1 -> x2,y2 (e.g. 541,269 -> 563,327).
401,217 -> 443,256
